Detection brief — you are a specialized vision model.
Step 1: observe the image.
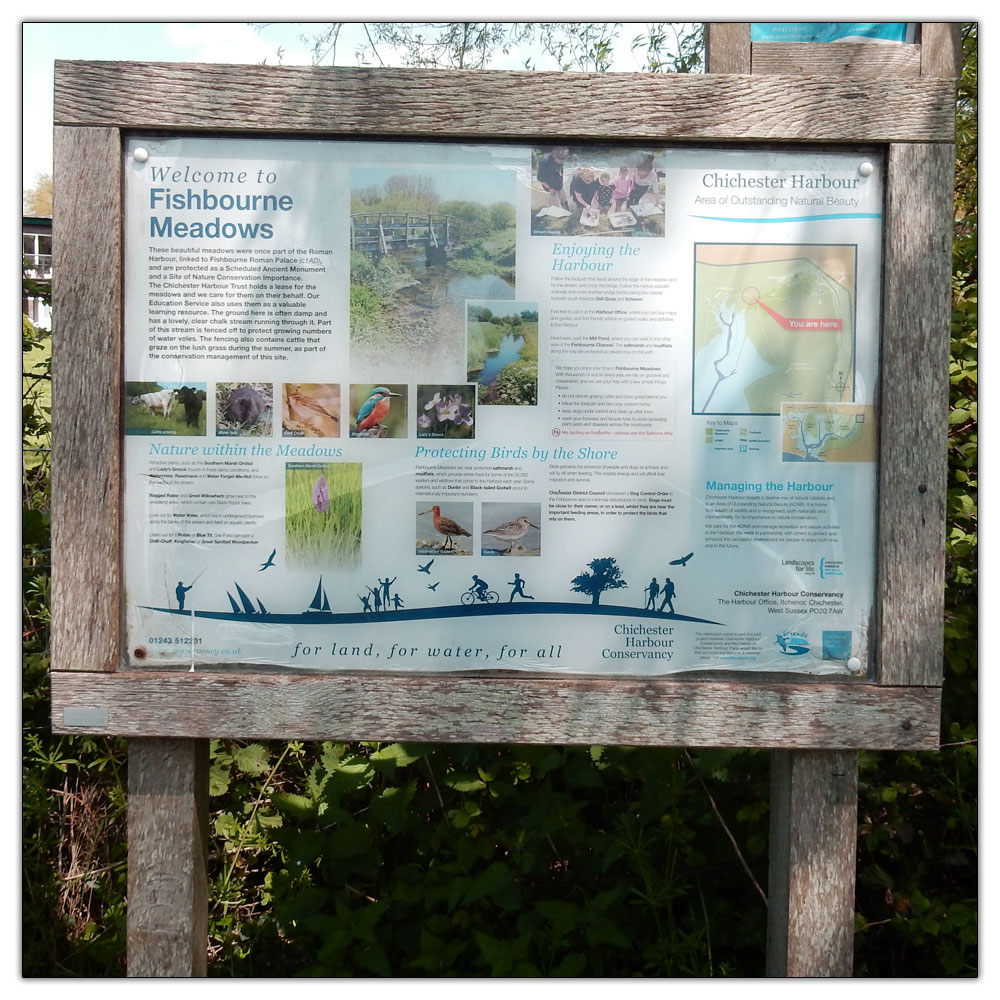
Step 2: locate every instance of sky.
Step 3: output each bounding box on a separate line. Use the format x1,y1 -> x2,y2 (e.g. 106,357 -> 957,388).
20,7 -> 969,192
20,17 -> 682,188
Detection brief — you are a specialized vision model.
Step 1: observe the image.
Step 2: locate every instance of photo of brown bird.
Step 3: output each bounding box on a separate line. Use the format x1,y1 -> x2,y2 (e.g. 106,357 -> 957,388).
419,505 -> 472,551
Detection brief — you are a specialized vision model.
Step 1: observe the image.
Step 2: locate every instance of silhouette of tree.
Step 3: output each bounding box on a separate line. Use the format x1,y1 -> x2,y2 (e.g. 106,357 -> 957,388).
571,556 -> 628,605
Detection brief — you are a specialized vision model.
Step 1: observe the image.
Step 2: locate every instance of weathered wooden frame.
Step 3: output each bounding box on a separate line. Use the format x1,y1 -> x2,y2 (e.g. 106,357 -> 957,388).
48,23 -> 960,978
51,32 -> 955,753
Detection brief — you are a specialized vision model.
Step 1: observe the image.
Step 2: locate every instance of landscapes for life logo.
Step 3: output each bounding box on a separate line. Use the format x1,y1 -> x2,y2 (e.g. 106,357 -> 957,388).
775,630 -> 854,659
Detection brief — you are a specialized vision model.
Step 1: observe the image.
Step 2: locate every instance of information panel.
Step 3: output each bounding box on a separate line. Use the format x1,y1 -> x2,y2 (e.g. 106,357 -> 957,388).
123,137 -> 882,676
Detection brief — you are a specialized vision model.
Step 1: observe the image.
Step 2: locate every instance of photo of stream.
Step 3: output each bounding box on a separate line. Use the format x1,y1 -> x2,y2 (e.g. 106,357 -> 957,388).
466,301 -> 539,406
349,163 -> 517,385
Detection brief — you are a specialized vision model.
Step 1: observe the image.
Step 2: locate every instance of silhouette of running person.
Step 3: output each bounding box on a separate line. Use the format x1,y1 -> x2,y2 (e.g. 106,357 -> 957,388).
658,577 -> 676,614
645,577 -> 660,610
176,581 -> 193,611
508,573 -> 534,602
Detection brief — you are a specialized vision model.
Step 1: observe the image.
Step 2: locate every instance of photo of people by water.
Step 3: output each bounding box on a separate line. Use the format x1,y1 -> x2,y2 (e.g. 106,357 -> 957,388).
467,301 -> 539,406
282,383 -> 341,437
531,146 -> 666,237
349,162 -> 517,384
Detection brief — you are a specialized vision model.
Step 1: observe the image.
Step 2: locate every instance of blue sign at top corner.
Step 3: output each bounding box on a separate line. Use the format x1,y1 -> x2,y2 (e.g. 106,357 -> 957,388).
750,23 -> 916,44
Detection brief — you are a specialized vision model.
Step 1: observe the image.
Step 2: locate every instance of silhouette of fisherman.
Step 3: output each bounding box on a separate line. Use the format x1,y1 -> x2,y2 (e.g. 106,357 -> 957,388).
645,577 -> 660,610
508,573 -> 534,602
176,580 -> 193,612
658,577 -> 676,614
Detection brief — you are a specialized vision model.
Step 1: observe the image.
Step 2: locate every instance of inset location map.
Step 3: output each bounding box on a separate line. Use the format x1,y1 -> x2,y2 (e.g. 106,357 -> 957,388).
693,244 -> 856,415
781,403 -> 875,463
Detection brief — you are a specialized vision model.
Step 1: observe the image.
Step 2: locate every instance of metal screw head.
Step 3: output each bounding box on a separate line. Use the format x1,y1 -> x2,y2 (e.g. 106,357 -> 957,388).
859,161 -> 874,177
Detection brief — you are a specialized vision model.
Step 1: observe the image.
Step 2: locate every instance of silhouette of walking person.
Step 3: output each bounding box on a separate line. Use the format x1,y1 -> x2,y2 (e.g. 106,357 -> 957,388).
645,577 -> 660,610
176,580 -> 193,612
508,573 -> 534,602
658,577 -> 676,615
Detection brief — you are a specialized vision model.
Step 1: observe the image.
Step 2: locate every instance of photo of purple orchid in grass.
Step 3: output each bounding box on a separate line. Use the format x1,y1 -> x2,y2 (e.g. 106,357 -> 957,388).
416,384 -> 476,439
285,462 -> 362,568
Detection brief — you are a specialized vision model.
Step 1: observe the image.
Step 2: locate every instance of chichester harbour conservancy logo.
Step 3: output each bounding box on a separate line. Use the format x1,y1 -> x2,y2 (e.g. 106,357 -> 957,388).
775,631 -> 810,656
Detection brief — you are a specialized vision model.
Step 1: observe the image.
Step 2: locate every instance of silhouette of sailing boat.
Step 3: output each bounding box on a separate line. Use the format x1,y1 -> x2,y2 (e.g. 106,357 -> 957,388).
226,582 -> 262,615
306,577 -> 332,615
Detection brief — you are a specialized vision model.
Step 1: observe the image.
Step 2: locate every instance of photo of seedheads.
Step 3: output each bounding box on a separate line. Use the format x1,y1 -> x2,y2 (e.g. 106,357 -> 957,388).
282,383 -> 341,437
285,462 -> 362,568
216,382 -> 273,436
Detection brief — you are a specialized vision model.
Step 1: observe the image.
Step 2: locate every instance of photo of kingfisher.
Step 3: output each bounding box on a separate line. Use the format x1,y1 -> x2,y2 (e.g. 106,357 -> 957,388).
350,384 -> 406,438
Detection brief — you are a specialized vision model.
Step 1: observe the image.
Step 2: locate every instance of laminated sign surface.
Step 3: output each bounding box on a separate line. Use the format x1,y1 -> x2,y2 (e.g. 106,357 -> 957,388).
123,137 -> 882,676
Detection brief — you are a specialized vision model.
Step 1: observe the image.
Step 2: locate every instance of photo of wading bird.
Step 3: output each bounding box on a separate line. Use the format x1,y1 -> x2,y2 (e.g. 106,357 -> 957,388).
419,505 -> 472,551
482,516 -> 539,554
355,386 -> 400,436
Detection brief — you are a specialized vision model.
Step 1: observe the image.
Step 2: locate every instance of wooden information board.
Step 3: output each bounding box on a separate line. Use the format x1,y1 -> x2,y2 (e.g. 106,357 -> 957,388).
49,23 -> 959,976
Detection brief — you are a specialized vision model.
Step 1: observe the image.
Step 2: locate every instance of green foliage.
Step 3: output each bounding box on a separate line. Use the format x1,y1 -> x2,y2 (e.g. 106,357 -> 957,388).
489,362 -> 538,406
203,741 -> 772,975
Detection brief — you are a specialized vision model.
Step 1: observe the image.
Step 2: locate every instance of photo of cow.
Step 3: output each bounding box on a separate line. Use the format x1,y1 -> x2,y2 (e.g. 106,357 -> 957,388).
124,381 -> 207,436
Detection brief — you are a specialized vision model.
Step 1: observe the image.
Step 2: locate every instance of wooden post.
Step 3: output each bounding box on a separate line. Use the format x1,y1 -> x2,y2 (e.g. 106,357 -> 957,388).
127,738 -> 209,977
767,750 -> 859,976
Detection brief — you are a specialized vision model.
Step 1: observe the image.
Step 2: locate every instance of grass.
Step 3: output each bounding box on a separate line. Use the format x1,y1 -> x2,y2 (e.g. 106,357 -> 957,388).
285,463 -> 362,568
125,401 -> 207,436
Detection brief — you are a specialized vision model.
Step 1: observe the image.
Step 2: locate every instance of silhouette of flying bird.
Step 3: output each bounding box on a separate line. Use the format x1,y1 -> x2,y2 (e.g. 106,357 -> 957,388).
259,548 -> 277,571
669,552 -> 694,567
427,582 -> 440,591
418,559 -> 435,574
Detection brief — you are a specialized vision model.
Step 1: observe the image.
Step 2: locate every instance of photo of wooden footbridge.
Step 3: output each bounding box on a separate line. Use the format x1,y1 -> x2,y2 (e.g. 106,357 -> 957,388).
350,212 -> 458,259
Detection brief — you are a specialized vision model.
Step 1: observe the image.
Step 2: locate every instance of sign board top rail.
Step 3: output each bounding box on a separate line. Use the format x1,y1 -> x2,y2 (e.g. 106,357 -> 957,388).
53,60 -> 956,144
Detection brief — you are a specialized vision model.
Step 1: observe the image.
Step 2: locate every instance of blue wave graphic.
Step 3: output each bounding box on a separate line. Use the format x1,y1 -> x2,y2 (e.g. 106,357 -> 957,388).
140,600 -> 723,627
691,213 -> 881,223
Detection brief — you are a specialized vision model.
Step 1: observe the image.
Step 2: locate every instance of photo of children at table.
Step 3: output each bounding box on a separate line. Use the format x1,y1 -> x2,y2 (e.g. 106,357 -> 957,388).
531,146 -> 666,237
